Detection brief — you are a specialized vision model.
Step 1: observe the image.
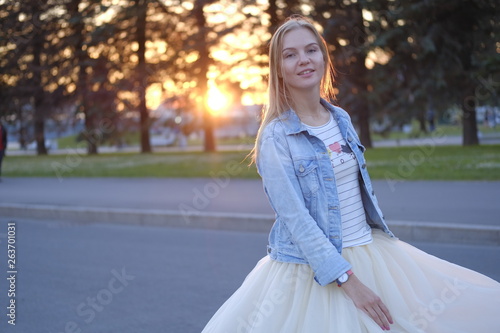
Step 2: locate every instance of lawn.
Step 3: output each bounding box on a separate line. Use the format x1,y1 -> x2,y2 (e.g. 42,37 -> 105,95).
3,151 -> 257,179
3,145 -> 500,181
364,145 -> 500,181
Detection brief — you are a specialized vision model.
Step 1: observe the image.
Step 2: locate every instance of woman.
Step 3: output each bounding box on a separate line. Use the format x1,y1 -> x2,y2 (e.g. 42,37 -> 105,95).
202,15 -> 500,333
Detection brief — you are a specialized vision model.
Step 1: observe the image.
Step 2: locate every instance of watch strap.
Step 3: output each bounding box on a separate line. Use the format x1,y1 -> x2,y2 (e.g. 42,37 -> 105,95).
336,269 -> 353,287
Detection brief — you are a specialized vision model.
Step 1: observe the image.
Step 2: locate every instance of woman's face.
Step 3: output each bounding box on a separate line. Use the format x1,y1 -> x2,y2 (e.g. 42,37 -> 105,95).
280,28 -> 325,94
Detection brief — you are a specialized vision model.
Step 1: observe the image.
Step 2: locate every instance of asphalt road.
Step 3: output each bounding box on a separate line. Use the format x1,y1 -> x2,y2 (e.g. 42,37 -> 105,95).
1,177 -> 500,226
0,218 -> 499,333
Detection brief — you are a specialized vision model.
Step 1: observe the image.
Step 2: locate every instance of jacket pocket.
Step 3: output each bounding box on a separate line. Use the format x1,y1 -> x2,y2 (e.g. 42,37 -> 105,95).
293,158 -> 319,197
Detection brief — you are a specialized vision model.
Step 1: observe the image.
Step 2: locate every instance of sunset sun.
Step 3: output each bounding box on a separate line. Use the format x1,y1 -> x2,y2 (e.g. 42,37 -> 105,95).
207,85 -> 230,115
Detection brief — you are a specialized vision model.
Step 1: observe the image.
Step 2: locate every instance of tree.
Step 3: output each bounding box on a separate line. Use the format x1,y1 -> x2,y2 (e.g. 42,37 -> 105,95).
184,0 -> 265,152
65,0 -> 101,154
371,0 -> 499,145
134,0 -> 152,153
311,0 -> 377,147
0,0 -> 73,155
104,0 -> 188,153
193,0 -> 216,152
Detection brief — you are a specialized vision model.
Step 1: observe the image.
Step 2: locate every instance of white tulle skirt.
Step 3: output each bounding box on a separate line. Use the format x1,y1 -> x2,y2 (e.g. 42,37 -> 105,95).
202,231 -> 500,333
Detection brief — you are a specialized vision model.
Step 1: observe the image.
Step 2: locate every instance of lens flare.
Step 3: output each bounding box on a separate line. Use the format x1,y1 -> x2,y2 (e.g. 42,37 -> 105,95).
207,86 -> 230,115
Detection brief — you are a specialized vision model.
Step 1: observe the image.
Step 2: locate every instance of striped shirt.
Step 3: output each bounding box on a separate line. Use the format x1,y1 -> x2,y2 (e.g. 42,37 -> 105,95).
304,113 -> 373,248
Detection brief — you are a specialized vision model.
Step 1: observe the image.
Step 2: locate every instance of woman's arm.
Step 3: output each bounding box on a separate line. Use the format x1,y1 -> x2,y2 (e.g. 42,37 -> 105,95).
257,133 -> 351,286
341,274 -> 394,330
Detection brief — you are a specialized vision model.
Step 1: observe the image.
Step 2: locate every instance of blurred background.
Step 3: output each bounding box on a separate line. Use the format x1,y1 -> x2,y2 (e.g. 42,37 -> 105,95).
0,0 -> 498,155
0,3 -> 499,331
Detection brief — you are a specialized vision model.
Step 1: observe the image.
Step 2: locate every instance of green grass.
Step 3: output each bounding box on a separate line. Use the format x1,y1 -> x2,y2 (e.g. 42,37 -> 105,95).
370,123 -> 499,141
56,132 -> 140,149
3,145 -> 500,180
56,134 -> 80,149
365,145 -> 500,181
3,151 -> 257,179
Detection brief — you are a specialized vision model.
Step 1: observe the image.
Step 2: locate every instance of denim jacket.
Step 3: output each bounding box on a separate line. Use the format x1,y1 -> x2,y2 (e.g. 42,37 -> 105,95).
256,100 -> 395,286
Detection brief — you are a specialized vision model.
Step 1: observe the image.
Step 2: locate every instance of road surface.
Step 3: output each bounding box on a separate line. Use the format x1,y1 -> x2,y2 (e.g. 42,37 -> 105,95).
0,218 -> 499,333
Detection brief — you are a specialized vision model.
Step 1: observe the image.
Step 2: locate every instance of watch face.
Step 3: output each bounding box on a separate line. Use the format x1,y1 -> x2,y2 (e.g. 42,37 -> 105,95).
338,273 -> 348,283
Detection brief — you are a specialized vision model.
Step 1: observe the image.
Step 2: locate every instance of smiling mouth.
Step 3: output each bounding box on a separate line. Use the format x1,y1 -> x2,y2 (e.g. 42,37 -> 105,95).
298,69 -> 314,75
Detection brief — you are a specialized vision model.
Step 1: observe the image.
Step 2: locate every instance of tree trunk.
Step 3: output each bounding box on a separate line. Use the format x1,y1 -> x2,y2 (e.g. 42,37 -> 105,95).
417,109 -> 427,133
137,0 -> 151,153
84,112 -> 98,154
455,7 -> 479,146
32,22 -> 47,155
266,0 -> 279,34
15,99 -> 27,149
462,86 -> 479,145
70,0 -> 98,155
350,2 -> 373,148
194,0 -> 216,152
357,99 -> 372,148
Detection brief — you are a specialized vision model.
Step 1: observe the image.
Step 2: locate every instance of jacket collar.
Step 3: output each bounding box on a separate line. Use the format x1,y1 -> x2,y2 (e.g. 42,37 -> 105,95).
278,99 -> 348,137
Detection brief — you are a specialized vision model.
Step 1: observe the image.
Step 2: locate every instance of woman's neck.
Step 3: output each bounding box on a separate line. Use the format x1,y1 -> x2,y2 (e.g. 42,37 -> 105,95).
290,90 -> 329,126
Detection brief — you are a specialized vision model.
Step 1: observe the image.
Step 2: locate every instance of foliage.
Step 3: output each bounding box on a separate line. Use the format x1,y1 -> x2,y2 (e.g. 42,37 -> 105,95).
1,0 -> 498,154
367,0 -> 499,144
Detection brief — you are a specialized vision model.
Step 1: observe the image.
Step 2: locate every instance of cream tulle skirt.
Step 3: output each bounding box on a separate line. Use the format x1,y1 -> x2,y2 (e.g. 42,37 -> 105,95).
202,231 -> 500,333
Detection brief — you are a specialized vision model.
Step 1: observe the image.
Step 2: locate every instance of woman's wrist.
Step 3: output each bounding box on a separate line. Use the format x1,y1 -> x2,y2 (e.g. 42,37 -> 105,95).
336,269 -> 353,287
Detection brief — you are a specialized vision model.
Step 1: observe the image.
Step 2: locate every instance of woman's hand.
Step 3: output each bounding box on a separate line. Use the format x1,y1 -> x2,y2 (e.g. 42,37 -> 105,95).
340,274 -> 394,331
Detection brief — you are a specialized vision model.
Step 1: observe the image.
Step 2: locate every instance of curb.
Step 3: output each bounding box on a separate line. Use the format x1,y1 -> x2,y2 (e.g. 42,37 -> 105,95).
0,203 -> 273,233
1,203 -> 499,246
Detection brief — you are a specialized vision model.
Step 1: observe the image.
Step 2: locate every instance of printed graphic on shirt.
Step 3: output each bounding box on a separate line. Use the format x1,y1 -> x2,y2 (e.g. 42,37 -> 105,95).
328,142 -> 353,156
341,144 -> 352,154
328,142 -> 341,154
304,113 -> 373,248
326,140 -> 356,171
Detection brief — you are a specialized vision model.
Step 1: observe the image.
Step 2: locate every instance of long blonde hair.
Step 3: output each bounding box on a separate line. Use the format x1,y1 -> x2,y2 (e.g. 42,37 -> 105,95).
250,15 -> 336,164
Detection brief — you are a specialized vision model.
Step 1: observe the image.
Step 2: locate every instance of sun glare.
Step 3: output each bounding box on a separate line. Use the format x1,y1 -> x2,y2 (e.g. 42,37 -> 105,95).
207,85 -> 230,115
146,84 -> 163,110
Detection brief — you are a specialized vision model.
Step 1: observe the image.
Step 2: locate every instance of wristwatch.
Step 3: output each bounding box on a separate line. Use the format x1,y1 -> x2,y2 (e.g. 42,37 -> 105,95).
336,270 -> 353,287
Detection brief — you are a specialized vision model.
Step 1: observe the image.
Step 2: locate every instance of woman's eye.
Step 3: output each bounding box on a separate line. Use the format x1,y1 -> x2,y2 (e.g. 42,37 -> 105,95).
308,48 -> 318,53
284,53 -> 295,58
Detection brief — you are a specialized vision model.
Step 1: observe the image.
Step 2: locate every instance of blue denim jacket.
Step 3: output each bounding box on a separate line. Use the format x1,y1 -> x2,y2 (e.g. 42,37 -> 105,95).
256,100 -> 395,286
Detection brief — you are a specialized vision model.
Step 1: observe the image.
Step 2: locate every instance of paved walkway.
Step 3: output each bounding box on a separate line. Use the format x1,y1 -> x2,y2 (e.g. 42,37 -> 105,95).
1,177 -> 499,245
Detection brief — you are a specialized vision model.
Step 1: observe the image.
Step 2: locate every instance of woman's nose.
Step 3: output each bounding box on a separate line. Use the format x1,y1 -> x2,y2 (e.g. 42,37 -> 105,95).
298,52 -> 310,65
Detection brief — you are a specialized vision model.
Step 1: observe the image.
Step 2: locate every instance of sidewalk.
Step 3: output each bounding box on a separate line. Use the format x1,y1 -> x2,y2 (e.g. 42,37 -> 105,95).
1,177 -> 499,246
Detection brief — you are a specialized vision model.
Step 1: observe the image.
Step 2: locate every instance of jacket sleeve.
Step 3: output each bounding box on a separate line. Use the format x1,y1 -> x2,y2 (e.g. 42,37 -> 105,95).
257,133 -> 351,286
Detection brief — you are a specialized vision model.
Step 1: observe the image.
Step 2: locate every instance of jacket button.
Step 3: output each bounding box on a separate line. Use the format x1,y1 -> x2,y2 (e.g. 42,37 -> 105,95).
267,248 -> 271,253
361,163 -> 366,169
372,190 -> 375,195
299,165 -> 305,173
348,137 -> 353,142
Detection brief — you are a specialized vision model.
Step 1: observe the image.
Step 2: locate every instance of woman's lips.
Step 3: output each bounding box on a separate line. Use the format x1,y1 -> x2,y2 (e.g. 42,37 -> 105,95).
298,69 -> 315,76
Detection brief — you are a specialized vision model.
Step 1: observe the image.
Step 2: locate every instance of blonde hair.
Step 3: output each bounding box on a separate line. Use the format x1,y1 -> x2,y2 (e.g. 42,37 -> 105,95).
250,15 -> 336,164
